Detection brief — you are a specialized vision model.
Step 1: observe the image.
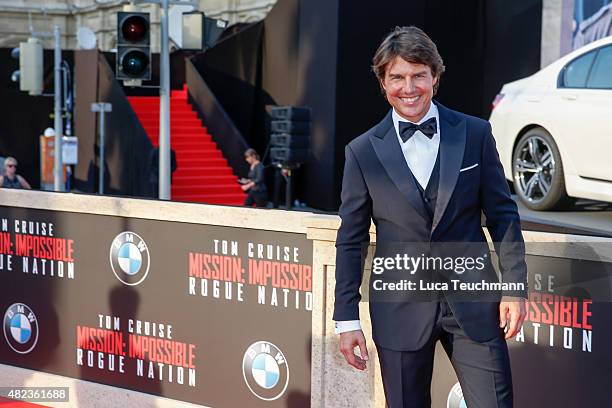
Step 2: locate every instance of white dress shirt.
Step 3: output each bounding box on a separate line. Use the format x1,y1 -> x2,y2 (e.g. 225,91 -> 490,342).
335,102 -> 441,334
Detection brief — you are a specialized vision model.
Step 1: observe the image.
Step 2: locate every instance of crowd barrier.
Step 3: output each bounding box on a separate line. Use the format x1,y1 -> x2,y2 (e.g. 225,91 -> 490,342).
1,190 -> 610,407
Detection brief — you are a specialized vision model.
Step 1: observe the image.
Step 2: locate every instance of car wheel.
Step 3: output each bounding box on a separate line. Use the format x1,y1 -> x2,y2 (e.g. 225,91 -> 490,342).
512,128 -> 574,211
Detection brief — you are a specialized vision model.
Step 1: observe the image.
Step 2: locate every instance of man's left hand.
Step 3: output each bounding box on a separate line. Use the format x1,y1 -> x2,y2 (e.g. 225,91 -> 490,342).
499,296 -> 527,339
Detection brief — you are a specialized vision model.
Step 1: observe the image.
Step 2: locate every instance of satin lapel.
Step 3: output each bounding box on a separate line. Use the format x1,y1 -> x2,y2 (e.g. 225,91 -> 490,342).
369,111 -> 429,222
431,102 -> 466,234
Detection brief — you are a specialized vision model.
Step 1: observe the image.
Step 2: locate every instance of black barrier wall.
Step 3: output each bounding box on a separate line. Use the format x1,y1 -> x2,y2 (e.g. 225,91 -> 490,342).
0,206 -> 313,407
185,58 -> 250,178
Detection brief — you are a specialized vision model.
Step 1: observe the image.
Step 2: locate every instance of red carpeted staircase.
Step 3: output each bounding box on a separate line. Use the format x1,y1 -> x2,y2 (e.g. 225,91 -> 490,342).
127,87 -> 246,205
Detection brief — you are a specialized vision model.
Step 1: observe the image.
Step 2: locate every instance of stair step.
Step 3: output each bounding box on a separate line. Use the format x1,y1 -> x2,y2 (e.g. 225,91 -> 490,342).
131,104 -> 194,111
174,198 -> 244,206
178,158 -> 228,167
132,107 -> 196,113
173,174 -> 238,181
147,144 -> 217,152
172,194 -> 246,204
165,143 -> 217,151
172,185 -> 242,194
174,138 -> 214,145
131,107 -> 193,113
140,119 -> 203,126
172,145 -> 219,152
143,133 -> 211,140
177,150 -> 223,159
174,166 -> 234,176
173,177 -> 238,187
173,193 -> 246,199
134,109 -> 199,118
144,130 -> 209,137
129,97 -> 185,104
142,127 -> 209,132
146,135 -> 213,143
133,104 -> 193,107
171,88 -> 188,96
144,124 -> 205,130
137,113 -> 196,118
174,180 -> 238,187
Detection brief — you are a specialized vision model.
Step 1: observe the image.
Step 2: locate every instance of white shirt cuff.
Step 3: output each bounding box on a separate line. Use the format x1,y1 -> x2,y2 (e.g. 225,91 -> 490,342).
334,320 -> 362,334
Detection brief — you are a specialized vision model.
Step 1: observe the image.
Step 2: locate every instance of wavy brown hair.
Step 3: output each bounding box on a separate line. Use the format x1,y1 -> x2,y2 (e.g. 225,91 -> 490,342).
372,26 -> 445,95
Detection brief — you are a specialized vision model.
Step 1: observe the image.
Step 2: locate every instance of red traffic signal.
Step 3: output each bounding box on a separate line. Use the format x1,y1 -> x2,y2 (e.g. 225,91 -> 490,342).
121,15 -> 148,43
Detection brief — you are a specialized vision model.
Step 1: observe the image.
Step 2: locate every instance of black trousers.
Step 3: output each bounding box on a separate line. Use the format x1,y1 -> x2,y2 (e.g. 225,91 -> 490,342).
376,300 -> 513,408
244,189 -> 268,208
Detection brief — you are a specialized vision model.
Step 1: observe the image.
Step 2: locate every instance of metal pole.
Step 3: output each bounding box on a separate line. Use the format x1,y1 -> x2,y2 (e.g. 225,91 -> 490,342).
62,61 -> 72,136
159,0 -> 171,199
91,102 -> 112,194
285,169 -> 292,210
53,25 -> 64,191
98,111 -> 106,194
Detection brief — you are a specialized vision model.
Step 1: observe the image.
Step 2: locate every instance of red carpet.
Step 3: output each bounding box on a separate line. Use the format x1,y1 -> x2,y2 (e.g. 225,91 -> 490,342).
128,86 -> 246,205
0,397 -> 47,407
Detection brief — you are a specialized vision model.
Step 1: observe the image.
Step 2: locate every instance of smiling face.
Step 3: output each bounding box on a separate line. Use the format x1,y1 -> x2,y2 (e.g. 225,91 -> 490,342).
381,56 -> 437,123
4,161 -> 16,177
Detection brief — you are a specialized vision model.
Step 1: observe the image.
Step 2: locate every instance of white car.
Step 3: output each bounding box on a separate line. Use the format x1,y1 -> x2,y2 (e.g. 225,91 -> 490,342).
489,36 -> 612,210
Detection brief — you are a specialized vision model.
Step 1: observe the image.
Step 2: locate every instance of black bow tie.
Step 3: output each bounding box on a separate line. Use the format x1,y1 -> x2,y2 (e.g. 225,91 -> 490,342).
399,117 -> 437,142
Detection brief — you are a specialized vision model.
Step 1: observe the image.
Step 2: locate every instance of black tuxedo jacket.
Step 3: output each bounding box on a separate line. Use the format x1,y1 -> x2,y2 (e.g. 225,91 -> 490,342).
333,101 -> 528,351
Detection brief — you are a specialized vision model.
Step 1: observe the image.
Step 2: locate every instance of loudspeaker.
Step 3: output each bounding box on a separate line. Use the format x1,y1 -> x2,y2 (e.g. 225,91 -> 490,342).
269,105 -> 311,167
270,148 -> 310,163
270,134 -> 310,148
270,120 -> 310,134
270,106 -> 311,121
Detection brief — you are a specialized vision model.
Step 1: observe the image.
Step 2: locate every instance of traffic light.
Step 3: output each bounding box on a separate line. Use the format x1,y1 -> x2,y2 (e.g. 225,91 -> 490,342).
116,11 -> 151,81
11,38 -> 43,95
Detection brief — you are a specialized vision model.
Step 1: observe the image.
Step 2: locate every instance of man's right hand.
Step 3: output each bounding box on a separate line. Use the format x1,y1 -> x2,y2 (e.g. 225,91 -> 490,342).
339,330 -> 369,370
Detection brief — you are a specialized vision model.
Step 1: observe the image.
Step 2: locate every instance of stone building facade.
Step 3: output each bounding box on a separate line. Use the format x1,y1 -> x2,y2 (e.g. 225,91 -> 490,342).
0,0 -> 276,51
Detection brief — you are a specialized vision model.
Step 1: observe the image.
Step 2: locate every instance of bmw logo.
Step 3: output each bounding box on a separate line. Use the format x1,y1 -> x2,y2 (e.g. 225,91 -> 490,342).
109,231 -> 150,286
242,341 -> 289,401
3,303 -> 39,354
447,382 -> 468,408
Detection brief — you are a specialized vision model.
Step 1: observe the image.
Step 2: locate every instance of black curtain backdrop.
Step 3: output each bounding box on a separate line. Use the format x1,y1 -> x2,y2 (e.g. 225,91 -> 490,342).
186,0 -> 543,211
185,59 -> 250,178
483,1 -> 544,116
191,22 -> 268,153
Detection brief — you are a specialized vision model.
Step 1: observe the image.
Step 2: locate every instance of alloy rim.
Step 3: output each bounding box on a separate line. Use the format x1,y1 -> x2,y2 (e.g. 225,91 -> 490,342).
514,135 -> 555,203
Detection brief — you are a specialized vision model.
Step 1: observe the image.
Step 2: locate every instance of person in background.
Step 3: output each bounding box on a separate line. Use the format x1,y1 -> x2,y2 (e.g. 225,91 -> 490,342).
240,149 -> 268,208
0,157 -> 31,189
148,148 -> 177,197
272,164 -> 290,208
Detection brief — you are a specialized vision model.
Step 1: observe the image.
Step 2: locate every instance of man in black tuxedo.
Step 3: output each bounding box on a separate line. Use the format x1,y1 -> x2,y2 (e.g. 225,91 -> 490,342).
334,26 -> 528,408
